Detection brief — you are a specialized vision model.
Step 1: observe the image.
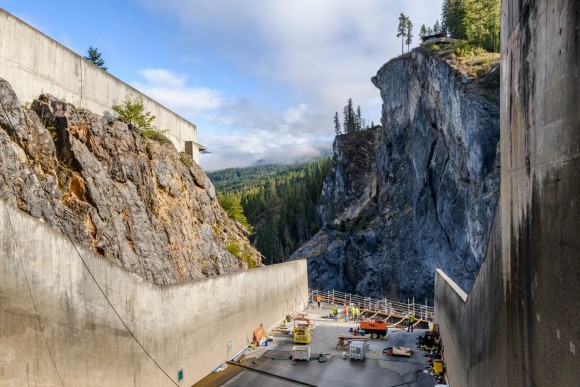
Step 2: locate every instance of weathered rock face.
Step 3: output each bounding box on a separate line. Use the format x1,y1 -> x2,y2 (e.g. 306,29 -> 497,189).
0,78 -> 260,285
291,49 -> 500,302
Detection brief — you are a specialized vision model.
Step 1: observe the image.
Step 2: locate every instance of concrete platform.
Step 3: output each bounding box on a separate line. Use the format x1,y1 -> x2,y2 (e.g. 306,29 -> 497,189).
195,303 -> 435,387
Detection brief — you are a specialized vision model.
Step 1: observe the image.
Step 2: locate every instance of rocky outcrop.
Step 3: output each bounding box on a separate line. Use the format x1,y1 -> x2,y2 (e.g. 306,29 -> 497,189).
0,78 -> 260,285
291,49 -> 500,302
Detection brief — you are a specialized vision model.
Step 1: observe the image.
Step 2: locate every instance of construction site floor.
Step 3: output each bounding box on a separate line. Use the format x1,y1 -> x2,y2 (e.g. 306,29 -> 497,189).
194,303 -> 436,387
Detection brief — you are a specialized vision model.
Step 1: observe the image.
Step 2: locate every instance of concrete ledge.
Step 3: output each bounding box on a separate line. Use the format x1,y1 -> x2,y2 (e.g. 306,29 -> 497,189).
0,201 -> 308,386
435,269 -> 468,302
0,9 -> 203,162
434,213 -> 506,387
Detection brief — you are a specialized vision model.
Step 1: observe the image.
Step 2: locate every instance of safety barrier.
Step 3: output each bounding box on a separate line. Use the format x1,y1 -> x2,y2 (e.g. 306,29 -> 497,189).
308,289 -> 434,322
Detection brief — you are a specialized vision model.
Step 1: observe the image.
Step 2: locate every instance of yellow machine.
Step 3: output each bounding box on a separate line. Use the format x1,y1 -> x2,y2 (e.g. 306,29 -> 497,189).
293,318 -> 311,344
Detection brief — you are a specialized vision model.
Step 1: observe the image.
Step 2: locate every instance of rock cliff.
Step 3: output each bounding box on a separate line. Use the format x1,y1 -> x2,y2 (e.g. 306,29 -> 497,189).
0,78 -> 261,285
291,49 -> 500,302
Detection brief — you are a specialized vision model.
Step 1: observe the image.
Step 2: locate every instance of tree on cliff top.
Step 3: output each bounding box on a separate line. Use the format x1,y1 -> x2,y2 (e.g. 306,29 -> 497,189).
397,13 -> 409,55
334,112 -> 341,135
84,46 -> 107,71
405,18 -> 413,52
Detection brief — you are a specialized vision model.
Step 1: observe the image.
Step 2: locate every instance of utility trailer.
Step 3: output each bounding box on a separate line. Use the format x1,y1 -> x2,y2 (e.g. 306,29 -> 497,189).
360,319 -> 388,339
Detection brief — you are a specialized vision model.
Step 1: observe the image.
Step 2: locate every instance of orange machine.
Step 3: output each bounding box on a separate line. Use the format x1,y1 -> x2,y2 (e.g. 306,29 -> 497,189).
360,319 -> 388,339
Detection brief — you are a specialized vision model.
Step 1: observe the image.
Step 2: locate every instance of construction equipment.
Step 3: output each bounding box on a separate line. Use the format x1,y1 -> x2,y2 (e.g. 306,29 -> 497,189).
336,335 -> 367,349
360,318 -> 388,339
384,346 -> 412,357
350,340 -> 366,360
293,318 -> 311,344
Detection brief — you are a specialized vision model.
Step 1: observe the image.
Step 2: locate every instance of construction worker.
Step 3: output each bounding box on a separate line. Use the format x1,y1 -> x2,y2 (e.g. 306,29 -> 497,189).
316,295 -> 322,309
408,311 -> 415,332
343,305 -> 349,321
332,305 -> 338,321
353,306 -> 360,323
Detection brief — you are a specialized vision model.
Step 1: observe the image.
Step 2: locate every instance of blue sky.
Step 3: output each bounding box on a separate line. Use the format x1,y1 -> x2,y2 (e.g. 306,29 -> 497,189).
1,0 -> 443,170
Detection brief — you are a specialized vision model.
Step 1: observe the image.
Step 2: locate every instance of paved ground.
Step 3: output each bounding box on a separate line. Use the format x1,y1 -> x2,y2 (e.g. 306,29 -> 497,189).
194,302 -> 436,387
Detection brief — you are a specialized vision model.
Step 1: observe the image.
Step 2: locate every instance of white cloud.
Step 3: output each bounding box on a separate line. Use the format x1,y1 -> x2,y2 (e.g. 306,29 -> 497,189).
135,0 -> 444,170
197,98 -> 333,170
132,69 -> 222,116
139,69 -> 187,88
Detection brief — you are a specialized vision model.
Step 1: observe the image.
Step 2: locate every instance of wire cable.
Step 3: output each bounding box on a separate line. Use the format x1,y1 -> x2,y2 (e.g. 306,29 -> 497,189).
64,232 -> 179,386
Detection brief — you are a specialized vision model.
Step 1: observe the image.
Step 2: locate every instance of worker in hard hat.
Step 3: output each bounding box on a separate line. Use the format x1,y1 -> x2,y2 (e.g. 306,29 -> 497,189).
407,311 -> 415,332
316,295 -> 322,309
332,305 -> 338,320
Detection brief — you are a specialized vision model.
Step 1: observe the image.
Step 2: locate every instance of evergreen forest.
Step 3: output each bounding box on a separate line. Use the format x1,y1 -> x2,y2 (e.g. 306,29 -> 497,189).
441,0 -> 500,52
208,157 -> 332,264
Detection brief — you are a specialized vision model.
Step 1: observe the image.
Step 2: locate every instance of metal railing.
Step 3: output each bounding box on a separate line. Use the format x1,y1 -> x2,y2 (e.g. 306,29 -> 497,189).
308,288 -> 434,322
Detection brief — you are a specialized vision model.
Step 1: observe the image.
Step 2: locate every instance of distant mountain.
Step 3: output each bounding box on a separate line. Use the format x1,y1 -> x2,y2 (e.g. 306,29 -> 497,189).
251,149 -> 332,168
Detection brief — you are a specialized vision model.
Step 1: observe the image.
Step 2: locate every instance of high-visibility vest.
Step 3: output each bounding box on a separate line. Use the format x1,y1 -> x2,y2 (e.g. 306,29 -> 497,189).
409,314 -> 415,323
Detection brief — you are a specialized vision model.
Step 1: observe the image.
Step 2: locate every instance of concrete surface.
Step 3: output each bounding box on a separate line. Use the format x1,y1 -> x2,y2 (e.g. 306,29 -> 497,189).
435,1 -> 580,386
0,201 -> 308,386
196,302 -> 435,387
0,8 -> 202,162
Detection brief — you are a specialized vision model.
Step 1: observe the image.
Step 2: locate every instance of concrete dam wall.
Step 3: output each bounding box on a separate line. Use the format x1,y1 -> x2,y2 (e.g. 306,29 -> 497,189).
435,0 -> 580,386
0,201 -> 308,386
0,9 -> 203,162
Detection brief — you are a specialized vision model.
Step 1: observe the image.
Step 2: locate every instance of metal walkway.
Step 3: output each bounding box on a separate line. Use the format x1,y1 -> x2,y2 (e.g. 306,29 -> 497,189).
308,289 -> 434,328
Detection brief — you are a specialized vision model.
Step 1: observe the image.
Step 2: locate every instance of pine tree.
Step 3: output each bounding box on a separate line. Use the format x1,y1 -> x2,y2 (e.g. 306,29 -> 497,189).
441,0 -> 468,40
427,26 -> 433,35
356,105 -> 363,131
420,24 -> 427,37
405,18 -> 413,52
434,19 -> 441,34
334,112 -> 341,135
397,13 -> 409,55
217,192 -> 253,233
84,46 -> 107,71
343,105 -> 350,133
343,98 -> 356,133
441,0 -> 500,52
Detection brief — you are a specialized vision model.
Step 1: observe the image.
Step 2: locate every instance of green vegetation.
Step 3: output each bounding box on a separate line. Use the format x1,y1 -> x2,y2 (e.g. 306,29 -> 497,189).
84,46 -> 108,71
226,240 -> 256,268
397,13 -> 413,54
424,40 -> 500,79
334,98 -> 375,135
47,126 -> 58,143
218,192 -> 253,233
420,24 -> 427,38
226,239 -> 241,256
112,95 -> 169,143
209,157 -> 332,264
442,0 -> 500,53
180,152 -> 192,168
